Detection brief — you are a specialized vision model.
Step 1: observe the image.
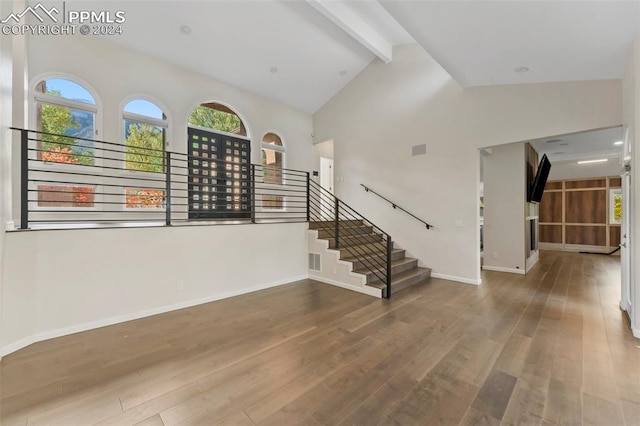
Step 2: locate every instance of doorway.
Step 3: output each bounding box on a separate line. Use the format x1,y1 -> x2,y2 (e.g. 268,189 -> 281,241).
320,156 -> 334,218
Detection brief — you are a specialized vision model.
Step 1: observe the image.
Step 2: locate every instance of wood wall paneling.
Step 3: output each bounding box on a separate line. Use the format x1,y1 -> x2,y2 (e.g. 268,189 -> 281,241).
565,179 -> 607,189
546,181 -> 563,190
610,177 -> 622,188
540,224 -> 563,243
540,192 -> 563,223
610,225 -> 621,247
565,190 -> 606,224
566,225 -> 607,246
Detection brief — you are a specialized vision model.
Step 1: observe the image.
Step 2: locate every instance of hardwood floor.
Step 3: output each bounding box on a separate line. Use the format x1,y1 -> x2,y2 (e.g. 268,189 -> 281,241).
1,250 -> 638,425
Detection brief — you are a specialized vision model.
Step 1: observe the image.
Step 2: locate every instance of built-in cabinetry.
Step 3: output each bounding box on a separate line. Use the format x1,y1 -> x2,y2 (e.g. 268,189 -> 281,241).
539,177 -> 621,252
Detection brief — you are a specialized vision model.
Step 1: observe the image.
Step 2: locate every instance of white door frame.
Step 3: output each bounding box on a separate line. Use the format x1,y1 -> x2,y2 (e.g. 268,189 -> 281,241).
621,127 -> 632,316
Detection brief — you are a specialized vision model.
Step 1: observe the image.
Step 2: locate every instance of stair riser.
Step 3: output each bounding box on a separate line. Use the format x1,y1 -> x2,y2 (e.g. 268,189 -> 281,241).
309,220 -> 363,229
338,245 -> 386,258
364,259 -> 418,283
381,270 -> 431,297
326,235 -> 384,249
347,251 -> 406,269
317,226 -> 373,239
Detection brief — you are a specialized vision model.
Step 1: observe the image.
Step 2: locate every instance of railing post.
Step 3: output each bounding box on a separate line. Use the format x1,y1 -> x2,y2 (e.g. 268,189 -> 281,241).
165,151 -> 172,226
386,236 -> 393,299
334,197 -> 339,249
20,129 -> 29,229
250,164 -> 256,224
306,171 -> 310,222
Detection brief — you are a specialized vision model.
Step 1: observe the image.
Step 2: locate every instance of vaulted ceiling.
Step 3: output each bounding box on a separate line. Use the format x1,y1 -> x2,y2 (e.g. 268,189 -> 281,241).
101,0 -> 638,114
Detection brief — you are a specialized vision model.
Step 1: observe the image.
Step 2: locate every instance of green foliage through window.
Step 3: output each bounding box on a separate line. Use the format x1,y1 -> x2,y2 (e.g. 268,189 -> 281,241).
125,121 -> 164,173
188,105 -> 242,134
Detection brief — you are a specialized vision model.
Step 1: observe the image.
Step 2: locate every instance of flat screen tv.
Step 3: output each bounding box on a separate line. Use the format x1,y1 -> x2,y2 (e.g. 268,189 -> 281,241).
529,154 -> 551,203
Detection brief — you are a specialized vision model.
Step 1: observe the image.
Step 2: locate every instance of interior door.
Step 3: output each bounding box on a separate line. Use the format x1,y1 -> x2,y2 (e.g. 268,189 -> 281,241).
320,157 -> 334,219
187,127 -> 251,219
620,127 -> 632,314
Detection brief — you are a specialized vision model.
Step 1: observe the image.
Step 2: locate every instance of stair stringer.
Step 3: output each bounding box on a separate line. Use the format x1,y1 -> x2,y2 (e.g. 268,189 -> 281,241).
307,229 -> 382,298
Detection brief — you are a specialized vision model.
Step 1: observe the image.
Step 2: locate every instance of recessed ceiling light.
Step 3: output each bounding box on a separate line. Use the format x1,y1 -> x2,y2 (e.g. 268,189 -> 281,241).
614,140 -> 623,145
546,139 -> 562,144
179,24 -> 191,34
577,158 -> 608,164
339,70 -> 347,77
514,67 -> 530,73
270,66 -> 279,74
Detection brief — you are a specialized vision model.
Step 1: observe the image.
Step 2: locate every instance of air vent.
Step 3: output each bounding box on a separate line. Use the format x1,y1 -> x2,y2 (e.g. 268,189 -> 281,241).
412,144 -> 427,156
546,139 -> 562,144
308,253 -> 321,271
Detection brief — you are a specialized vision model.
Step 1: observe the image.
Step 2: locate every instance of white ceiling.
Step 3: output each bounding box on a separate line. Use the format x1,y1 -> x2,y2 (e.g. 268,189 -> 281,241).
529,126 -> 624,163
380,0 -> 639,87
90,1 -> 638,112
98,0 -> 411,113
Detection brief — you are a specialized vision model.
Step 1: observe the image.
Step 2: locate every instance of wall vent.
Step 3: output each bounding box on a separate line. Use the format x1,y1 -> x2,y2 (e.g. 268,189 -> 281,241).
412,144 -> 427,156
308,253 -> 321,271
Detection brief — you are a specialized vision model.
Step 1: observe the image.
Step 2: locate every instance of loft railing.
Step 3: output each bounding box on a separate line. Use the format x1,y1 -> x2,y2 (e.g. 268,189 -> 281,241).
309,180 -> 393,298
360,183 -> 433,229
11,128 -> 308,228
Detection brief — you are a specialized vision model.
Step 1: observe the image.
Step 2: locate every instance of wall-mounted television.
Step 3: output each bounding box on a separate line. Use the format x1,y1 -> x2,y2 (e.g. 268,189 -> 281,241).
528,154 -> 551,203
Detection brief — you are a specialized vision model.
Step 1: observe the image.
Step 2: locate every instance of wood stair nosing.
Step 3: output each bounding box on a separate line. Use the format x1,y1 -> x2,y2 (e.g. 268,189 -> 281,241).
325,233 -> 384,249
366,267 -> 432,297
316,225 -> 373,239
336,242 -> 389,258
355,257 -> 419,283
308,219 -> 364,229
341,248 -> 406,269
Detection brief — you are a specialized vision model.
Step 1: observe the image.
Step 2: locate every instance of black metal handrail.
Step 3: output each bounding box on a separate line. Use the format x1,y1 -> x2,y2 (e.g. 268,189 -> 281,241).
309,179 -> 393,298
360,183 -> 433,229
11,128 -> 309,228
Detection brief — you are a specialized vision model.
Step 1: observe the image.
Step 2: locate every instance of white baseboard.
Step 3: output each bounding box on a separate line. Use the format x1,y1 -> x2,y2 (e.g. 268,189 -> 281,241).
526,251 -> 539,273
308,274 -> 381,297
0,275 -> 308,358
430,273 -> 481,285
482,265 -> 526,275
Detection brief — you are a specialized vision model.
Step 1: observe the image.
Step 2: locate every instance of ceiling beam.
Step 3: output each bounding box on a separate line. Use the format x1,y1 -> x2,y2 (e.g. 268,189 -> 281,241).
306,0 -> 393,63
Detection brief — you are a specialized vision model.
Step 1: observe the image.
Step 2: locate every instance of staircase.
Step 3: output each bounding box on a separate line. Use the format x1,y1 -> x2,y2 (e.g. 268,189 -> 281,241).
308,220 -> 431,298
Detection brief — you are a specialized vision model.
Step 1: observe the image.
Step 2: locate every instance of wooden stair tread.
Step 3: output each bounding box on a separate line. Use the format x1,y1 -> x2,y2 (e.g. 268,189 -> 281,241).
354,257 -> 417,275
366,266 -> 432,288
341,248 -> 404,262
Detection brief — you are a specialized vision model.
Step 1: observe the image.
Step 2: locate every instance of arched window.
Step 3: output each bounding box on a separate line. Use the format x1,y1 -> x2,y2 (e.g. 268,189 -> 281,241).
123,99 -> 167,173
261,132 -> 285,185
123,99 -> 167,209
261,132 -> 285,210
188,102 -> 247,136
35,77 -> 97,166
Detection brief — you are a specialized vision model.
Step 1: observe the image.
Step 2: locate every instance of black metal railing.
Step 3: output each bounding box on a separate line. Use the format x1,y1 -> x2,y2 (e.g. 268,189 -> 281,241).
360,183 -> 433,229
309,180 -> 393,298
12,128 -> 308,228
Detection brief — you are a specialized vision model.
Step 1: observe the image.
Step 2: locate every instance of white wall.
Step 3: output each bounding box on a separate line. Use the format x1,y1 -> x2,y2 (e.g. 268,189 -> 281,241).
549,158 -> 623,180
313,44 -> 622,285
482,143 -> 526,274
623,40 -> 640,337
1,28 -> 318,356
307,230 -> 379,297
21,34 -> 314,223
1,223 -> 308,355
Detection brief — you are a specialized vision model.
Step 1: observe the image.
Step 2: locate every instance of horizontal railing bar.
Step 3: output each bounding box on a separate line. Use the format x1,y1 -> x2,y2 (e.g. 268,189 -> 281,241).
28,141 -> 165,161
29,165 -> 166,182
29,178 -> 164,190
12,127 -> 166,153
29,168 -> 167,183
